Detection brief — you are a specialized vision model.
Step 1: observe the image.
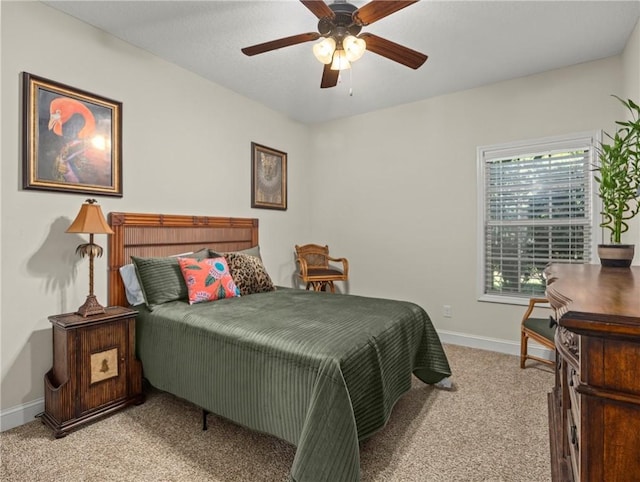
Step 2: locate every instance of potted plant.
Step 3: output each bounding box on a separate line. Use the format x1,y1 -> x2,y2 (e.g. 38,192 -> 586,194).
594,95 -> 640,267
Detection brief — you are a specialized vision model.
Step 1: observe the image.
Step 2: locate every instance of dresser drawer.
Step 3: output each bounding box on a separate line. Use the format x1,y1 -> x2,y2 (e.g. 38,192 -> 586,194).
556,327 -> 579,365
567,367 -> 580,440
567,408 -> 579,481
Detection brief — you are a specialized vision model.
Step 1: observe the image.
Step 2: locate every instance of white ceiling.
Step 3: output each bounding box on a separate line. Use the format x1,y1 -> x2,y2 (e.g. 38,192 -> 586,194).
43,0 -> 640,125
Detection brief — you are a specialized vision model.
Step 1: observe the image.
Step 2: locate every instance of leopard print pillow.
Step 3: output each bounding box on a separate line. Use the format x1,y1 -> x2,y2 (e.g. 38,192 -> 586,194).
224,252 -> 275,296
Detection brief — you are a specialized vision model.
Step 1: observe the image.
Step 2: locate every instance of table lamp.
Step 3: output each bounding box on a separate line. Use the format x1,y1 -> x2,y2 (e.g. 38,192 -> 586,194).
66,199 -> 113,316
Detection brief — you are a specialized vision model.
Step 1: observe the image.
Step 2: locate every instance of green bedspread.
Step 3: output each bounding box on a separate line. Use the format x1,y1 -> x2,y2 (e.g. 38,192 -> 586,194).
135,287 -> 451,482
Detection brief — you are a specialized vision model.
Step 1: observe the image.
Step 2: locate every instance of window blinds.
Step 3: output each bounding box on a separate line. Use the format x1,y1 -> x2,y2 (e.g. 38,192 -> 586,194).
483,148 -> 592,297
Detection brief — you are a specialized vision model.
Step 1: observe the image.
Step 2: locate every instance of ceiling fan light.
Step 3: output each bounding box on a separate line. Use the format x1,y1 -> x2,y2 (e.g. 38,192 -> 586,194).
313,37 -> 336,64
343,35 -> 366,62
330,48 -> 351,71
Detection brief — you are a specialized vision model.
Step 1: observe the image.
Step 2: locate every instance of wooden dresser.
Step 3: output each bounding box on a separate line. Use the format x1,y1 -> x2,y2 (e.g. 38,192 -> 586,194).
545,263 -> 640,482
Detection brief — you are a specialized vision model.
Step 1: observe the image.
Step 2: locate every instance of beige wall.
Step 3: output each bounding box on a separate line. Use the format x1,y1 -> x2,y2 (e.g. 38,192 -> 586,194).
624,18 -> 640,107
1,3 -> 638,423
623,17 -> 640,249
308,53 -> 635,342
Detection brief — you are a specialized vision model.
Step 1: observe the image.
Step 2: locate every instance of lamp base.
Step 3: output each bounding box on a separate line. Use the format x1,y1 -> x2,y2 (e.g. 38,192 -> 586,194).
76,295 -> 106,317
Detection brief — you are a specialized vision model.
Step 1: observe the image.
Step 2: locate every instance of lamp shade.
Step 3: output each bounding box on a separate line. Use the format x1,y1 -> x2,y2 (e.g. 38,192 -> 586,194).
313,37 -> 336,64
66,199 -> 113,235
343,35 -> 366,62
330,48 -> 351,71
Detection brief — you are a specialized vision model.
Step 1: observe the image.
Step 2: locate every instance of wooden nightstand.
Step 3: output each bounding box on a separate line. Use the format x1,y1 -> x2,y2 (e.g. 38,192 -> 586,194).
41,306 -> 144,438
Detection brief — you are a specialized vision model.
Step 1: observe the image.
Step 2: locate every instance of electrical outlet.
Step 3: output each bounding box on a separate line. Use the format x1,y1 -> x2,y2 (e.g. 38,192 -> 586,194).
443,305 -> 452,318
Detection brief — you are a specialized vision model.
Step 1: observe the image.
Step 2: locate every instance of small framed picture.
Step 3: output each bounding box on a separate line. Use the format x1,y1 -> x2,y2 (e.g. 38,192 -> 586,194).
22,72 -> 123,197
251,142 -> 287,210
90,348 -> 119,384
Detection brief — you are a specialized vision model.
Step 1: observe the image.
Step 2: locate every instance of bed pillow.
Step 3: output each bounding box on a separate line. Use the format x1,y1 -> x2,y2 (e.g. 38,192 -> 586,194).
118,264 -> 145,306
178,256 -> 241,304
131,248 -> 209,309
209,245 -> 262,261
238,245 -> 262,260
225,252 -> 275,296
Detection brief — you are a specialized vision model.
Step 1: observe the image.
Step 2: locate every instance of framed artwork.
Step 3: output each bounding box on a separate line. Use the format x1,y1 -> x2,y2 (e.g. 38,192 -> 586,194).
251,142 -> 287,210
90,348 -> 119,384
22,72 -> 123,197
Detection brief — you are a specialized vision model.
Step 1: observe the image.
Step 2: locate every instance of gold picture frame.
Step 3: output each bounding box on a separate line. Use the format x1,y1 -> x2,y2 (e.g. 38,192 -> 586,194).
22,72 -> 123,197
251,142 -> 287,210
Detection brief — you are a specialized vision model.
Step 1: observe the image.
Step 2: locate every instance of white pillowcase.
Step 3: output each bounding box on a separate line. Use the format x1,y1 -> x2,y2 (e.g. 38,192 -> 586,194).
119,264 -> 145,306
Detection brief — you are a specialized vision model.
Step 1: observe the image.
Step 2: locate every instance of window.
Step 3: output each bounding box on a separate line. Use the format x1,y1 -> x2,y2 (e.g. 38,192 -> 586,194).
477,132 -> 599,303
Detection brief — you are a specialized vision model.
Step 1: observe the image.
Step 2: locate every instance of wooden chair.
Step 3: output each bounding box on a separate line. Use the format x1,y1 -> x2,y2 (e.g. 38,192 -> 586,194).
520,297 -> 556,368
295,244 -> 349,293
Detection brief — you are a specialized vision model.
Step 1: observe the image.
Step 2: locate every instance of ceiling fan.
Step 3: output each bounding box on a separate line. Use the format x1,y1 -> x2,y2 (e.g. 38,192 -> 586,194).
241,0 -> 428,89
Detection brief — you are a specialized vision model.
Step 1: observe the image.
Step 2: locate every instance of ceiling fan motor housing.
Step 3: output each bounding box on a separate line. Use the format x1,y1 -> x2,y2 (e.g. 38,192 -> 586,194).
318,2 -> 362,39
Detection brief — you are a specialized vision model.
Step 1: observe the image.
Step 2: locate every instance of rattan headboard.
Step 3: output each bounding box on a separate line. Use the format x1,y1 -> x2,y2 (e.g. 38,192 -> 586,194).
107,212 -> 259,307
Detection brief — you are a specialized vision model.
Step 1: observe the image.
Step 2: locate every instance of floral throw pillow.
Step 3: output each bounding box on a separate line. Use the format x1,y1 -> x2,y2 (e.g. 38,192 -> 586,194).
178,257 -> 240,304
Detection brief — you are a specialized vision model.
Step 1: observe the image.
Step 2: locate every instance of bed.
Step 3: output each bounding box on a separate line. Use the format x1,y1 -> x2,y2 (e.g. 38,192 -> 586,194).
107,212 -> 451,482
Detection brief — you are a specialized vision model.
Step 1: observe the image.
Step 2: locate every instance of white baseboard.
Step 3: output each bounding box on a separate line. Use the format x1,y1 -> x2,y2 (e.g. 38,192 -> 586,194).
1,330 -> 552,432
437,329 -> 555,361
1,397 -> 44,432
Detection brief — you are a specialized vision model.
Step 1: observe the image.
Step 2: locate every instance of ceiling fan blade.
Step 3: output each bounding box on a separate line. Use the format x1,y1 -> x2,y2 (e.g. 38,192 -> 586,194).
353,0 -> 418,26
320,64 -> 339,89
359,32 -> 427,69
242,32 -> 320,56
300,0 -> 335,20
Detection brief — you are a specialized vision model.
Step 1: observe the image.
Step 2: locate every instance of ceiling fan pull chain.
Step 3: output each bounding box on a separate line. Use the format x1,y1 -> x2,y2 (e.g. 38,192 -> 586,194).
349,69 -> 353,97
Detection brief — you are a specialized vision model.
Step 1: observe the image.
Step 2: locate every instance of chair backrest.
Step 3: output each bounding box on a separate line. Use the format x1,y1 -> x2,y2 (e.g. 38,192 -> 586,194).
295,244 -> 330,269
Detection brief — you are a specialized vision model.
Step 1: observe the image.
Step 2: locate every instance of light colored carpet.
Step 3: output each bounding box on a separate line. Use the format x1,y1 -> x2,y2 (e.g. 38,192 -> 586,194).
0,344 -> 554,481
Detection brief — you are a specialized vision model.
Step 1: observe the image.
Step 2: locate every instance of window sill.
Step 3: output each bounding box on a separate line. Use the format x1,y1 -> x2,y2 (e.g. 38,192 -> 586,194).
478,294 -> 550,306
